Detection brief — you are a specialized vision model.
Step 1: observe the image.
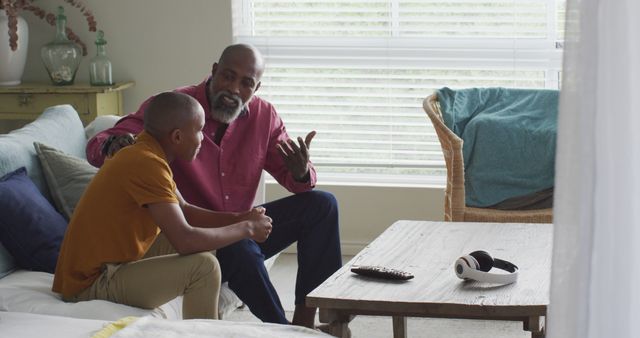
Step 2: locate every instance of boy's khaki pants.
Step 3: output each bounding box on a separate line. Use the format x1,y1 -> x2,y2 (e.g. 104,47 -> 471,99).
65,234 -> 221,319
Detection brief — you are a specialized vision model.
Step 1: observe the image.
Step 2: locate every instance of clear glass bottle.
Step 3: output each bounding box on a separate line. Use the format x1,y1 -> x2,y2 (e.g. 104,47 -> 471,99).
89,30 -> 113,86
40,6 -> 82,86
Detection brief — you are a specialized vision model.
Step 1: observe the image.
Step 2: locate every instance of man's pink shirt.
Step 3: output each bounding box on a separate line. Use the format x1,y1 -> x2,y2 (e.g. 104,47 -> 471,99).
86,78 -> 316,212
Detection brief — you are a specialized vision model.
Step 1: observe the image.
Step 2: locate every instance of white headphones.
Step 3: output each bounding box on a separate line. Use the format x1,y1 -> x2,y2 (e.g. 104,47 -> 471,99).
454,250 -> 518,285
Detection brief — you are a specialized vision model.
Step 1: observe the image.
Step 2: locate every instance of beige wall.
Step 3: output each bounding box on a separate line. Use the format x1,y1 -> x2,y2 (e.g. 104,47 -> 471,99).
267,183 -> 444,255
14,0 -> 445,252
19,0 -> 232,113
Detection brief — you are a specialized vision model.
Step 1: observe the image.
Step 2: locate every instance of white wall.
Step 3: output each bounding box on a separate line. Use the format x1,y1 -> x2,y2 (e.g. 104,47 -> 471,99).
268,183 -> 444,255
15,0 -> 445,252
20,0 -> 232,113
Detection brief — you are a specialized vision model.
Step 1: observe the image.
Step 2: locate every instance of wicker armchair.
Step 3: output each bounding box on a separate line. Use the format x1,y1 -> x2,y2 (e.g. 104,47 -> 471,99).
423,93 -> 553,223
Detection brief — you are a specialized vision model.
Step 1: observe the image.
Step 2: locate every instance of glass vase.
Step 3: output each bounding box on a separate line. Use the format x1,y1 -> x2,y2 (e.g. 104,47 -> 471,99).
40,6 -> 82,86
89,31 -> 113,86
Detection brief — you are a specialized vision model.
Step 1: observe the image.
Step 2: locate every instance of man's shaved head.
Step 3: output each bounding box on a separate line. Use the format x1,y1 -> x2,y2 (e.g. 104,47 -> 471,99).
218,43 -> 265,78
208,44 -> 265,124
144,92 -> 203,138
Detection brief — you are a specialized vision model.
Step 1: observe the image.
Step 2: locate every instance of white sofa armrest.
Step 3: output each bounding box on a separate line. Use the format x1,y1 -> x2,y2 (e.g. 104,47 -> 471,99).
85,115 -> 122,140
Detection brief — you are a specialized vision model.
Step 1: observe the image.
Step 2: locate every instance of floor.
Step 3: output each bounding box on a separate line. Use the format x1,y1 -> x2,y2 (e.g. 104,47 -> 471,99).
225,253 -> 530,338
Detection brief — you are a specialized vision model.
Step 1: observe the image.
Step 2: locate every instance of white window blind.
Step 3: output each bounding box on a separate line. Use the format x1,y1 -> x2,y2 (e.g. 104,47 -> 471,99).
232,0 -> 565,186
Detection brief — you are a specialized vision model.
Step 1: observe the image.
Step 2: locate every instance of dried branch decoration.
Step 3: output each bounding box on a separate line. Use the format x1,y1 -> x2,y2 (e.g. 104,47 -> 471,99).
1,0 -> 97,55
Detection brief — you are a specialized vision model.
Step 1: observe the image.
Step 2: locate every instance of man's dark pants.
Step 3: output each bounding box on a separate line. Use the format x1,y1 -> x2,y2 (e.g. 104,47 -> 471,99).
216,190 -> 342,324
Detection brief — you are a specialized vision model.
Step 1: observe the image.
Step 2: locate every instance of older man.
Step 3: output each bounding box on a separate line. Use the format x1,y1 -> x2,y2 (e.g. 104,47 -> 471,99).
86,44 -> 342,328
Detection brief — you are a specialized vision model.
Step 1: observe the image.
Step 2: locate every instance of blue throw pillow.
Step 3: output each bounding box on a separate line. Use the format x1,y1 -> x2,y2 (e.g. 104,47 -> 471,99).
0,167 -> 67,273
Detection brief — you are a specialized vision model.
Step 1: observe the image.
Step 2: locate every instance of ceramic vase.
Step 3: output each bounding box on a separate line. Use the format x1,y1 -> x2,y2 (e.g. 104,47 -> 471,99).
0,11 -> 29,86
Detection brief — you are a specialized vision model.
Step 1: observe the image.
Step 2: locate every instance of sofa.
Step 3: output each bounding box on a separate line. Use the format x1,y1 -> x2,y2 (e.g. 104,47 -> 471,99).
0,311 -> 329,338
0,105 -> 281,324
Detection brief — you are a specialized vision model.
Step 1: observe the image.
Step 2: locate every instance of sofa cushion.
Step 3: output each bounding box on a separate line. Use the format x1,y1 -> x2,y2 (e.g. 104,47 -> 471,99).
0,270 -> 181,320
34,142 -> 98,220
0,168 -> 68,273
0,243 -> 15,279
0,105 -> 87,200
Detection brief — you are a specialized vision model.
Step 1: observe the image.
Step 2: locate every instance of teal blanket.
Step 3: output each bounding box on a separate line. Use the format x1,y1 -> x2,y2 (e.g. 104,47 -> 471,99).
437,87 -> 558,207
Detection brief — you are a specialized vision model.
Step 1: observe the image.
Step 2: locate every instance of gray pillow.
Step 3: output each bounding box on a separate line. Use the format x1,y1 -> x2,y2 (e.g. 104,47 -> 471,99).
34,142 -> 98,220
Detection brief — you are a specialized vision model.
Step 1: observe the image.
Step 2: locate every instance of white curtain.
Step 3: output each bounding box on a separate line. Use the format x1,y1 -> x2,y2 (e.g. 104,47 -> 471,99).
548,0 -> 640,337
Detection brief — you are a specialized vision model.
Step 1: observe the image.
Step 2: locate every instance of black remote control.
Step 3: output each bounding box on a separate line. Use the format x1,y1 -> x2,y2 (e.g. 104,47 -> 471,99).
351,265 -> 414,280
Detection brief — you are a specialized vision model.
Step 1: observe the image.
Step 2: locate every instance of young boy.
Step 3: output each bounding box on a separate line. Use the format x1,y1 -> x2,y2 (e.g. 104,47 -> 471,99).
53,92 -> 272,319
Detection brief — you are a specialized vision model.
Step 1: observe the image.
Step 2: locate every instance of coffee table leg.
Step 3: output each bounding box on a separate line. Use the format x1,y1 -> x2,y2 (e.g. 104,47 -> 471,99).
392,316 -> 407,338
523,316 -> 545,338
319,308 -> 354,338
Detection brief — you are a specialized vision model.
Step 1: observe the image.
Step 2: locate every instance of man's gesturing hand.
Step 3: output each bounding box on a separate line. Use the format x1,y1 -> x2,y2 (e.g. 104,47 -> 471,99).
276,131 -> 316,182
245,207 -> 272,242
102,133 -> 135,157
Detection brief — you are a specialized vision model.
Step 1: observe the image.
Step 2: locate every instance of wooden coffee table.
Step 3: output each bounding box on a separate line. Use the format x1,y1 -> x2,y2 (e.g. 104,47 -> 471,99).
306,220 -> 552,338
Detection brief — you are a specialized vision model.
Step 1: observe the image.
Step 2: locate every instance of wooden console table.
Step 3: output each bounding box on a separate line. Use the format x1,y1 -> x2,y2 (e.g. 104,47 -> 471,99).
0,82 -> 134,125
307,220 -> 553,338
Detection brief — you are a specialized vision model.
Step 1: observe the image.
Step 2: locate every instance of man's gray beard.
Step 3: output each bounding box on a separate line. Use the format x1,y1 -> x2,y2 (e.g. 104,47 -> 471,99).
210,91 -> 244,124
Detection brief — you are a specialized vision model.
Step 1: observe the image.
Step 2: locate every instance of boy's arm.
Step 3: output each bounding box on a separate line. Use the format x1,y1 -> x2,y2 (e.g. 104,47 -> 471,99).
175,189 -> 251,228
146,202 -> 272,255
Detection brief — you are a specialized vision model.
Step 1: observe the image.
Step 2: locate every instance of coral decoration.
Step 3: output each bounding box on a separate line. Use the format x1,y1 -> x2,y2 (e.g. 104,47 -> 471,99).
1,0 -> 97,56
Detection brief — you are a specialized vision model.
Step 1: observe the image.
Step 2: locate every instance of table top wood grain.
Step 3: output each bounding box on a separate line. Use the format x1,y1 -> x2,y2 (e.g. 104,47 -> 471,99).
307,220 -> 553,320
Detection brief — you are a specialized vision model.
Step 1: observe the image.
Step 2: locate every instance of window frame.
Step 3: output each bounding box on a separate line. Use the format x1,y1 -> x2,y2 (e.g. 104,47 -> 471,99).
233,0 -> 564,186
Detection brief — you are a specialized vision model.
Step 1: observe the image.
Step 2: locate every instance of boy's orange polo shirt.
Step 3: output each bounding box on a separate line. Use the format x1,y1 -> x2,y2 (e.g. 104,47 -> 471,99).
53,131 -> 178,298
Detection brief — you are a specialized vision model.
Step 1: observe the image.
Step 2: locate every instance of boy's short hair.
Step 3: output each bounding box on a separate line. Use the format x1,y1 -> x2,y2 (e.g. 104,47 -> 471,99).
144,92 -> 201,137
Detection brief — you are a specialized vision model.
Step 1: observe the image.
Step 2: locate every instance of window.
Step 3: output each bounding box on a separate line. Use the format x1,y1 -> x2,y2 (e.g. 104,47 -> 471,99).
233,0 -> 565,186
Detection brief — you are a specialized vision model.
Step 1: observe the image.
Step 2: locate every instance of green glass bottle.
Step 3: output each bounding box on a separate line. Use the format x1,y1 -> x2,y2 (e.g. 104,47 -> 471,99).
89,30 -> 113,86
40,6 -> 82,86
